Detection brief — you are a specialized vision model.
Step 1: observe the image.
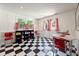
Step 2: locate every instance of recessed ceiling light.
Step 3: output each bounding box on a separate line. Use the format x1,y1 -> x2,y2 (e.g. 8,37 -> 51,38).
20,6 -> 23,9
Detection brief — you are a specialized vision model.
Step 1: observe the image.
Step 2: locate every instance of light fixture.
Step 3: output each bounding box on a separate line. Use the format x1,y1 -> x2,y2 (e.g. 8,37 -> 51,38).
20,6 -> 23,9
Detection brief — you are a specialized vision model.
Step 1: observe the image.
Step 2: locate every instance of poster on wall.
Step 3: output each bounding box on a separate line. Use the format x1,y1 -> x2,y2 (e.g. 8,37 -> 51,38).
52,16 -> 59,31
43,16 -> 59,32
19,18 -> 25,29
15,22 -> 19,30
55,17 -> 59,31
15,17 -> 33,30
52,16 -> 56,31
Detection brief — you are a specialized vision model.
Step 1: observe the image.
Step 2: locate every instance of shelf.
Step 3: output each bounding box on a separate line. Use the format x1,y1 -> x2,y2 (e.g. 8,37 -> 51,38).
15,30 -> 34,43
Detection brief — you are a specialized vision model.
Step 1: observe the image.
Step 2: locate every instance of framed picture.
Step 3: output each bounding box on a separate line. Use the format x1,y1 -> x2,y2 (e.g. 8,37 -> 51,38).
15,17 -> 33,30
75,3 -> 79,31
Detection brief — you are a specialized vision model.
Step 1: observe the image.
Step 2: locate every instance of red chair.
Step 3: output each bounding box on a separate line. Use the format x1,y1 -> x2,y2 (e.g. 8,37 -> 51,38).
53,37 -> 66,52
4,32 -> 13,45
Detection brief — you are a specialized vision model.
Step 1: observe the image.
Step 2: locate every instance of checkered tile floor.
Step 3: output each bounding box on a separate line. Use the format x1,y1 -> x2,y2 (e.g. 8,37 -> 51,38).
0,38 -> 78,56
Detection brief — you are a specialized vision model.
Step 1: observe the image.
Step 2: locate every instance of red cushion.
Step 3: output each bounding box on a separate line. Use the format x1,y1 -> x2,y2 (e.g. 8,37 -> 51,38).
4,32 -> 13,37
54,37 -> 65,50
5,37 -> 13,40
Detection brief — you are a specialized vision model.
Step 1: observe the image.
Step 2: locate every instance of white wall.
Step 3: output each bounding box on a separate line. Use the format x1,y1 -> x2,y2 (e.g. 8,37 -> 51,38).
0,9 -> 16,32
58,10 -> 76,38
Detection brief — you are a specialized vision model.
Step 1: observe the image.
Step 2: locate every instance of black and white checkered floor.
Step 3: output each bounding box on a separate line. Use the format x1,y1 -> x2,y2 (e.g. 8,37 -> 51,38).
0,38 -> 78,56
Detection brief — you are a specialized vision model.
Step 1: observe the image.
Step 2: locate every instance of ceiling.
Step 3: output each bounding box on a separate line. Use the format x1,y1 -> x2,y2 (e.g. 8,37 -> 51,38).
0,3 -> 78,19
